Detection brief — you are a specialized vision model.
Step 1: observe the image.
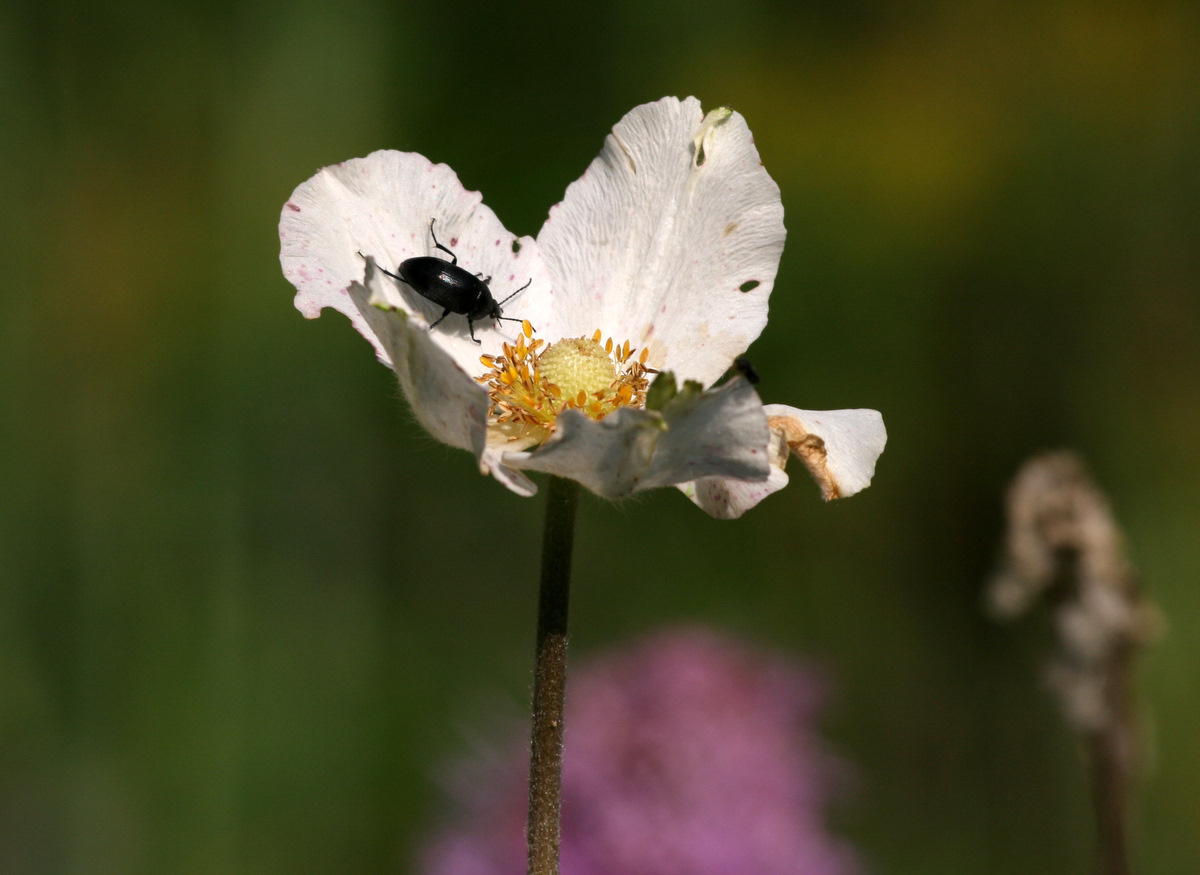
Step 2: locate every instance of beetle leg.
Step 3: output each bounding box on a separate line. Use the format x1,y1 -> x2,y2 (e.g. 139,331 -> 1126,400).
428,219 -> 458,265
429,308 -> 452,330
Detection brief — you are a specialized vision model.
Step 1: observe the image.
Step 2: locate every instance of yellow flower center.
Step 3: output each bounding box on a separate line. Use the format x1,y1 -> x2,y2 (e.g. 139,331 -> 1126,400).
537,337 -> 616,400
477,325 -> 651,444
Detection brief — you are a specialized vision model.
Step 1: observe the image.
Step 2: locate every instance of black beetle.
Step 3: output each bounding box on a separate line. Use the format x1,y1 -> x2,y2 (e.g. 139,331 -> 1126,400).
733,356 -> 760,384
377,219 -> 530,344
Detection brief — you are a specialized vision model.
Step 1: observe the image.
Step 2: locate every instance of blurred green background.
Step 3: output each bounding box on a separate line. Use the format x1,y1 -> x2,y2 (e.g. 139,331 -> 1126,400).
3,0 -> 1198,872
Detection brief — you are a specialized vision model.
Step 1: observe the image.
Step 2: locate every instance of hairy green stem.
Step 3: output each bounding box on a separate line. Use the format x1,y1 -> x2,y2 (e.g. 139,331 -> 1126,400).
527,476 -> 580,875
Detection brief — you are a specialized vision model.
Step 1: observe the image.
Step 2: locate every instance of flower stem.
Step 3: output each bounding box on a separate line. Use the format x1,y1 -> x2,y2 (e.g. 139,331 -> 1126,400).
527,476 -> 580,875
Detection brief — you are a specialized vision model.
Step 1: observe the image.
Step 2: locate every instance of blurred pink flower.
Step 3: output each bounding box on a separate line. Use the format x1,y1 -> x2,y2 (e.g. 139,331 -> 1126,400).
420,628 -> 858,875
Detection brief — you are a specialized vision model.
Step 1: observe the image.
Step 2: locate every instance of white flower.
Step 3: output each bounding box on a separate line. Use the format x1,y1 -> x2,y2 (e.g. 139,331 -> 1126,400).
279,96 -> 885,518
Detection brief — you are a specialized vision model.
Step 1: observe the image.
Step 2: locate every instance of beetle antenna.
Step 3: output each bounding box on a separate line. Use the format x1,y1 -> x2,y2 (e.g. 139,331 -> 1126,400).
495,315 -> 536,334
498,278 -> 532,306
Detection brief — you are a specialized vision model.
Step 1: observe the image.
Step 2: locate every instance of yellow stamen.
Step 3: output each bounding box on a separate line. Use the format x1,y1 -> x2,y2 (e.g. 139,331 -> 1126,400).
475,327 -> 653,445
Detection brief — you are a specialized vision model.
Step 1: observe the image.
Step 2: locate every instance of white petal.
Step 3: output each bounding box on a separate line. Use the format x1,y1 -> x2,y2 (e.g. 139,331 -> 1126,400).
681,405 -> 886,516
640,376 -> 770,487
357,260 -> 541,498
355,262 -> 490,457
536,97 -> 785,385
479,445 -> 538,497
680,465 -> 792,520
764,406 -> 887,500
280,150 -> 553,374
505,378 -> 770,499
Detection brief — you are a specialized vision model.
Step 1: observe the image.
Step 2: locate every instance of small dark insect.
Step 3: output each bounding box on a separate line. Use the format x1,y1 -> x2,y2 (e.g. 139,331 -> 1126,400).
377,219 -> 530,344
733,356 -> 760,384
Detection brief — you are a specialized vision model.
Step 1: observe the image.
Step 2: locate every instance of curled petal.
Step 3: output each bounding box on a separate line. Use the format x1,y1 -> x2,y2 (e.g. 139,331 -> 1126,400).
765,406 -> 887,501
505,378 -> 770,499
680,464 -> 792,520
537,97 -> 785,384
642,377 -> 771,487
507,407 -> 664,499
479,445 -> 538,497
357,268 -> 539,498
356,260 -> 489,457
681,405 -> 886,517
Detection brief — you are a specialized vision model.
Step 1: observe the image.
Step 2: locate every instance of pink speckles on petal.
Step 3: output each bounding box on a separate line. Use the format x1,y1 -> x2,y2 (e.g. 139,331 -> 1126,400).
286,202 -> 301,212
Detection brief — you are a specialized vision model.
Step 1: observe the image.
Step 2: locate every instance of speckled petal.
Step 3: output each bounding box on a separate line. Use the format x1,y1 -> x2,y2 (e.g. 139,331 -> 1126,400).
281,150 -> 553,374
680,465 -> 792,520
505,378 -> 770,499
536,97 -> 785,385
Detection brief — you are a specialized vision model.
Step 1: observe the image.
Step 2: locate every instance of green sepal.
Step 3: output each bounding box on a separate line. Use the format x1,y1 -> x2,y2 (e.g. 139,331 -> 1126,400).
645,371 -> 679,411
